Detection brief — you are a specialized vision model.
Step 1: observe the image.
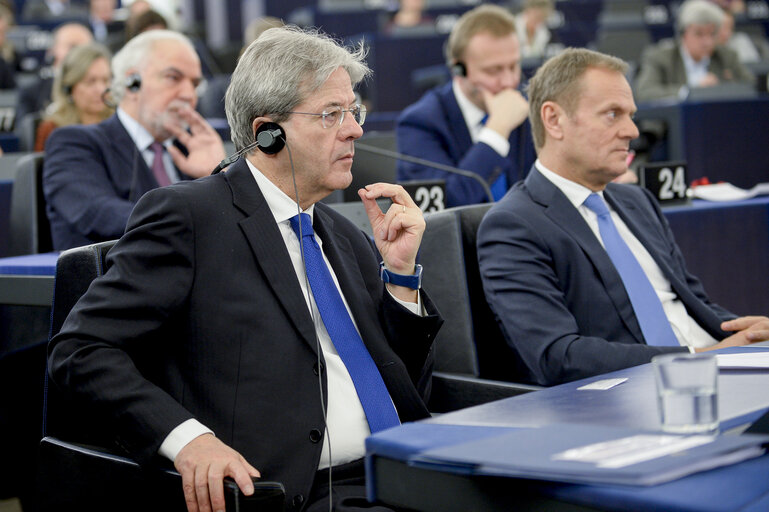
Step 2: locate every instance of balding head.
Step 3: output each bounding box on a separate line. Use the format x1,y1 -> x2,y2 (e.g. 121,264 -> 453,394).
51,23 -> 93,68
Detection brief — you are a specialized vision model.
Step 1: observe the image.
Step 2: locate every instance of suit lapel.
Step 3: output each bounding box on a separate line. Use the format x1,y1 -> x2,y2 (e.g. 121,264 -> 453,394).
225,159 -> 319,352
439,83 -> 474,159
104,115 -> 157,195
527,170 -> 646,343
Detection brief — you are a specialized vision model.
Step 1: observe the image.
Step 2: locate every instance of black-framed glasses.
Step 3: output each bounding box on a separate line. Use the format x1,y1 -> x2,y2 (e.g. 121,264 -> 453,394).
280,104 -> 367,129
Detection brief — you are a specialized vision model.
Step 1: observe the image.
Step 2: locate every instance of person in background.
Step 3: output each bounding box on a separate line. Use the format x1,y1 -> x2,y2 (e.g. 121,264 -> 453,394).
478,47 -> 769,386
89,0 -> 124,52
396,4 -> 535,207
43,29 -> 224,250
124,7 -> 167,41
35,42 -> 113,151
717,7 -> 768,63
0,4 -> 17,89
16,22 -> 93,123
514,0 -> 553,59
21,0 -> 88,22
385,0 -> 434,34
634,0 -> 754,101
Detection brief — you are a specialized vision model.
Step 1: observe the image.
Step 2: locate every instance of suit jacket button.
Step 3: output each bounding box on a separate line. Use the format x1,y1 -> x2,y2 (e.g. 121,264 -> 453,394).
309,429 -> 322,443
292,494 -> 304,508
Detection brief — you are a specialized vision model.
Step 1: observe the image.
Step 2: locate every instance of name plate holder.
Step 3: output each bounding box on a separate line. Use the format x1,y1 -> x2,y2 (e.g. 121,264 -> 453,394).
400,179 -> 447,213
639,161 -> 690,205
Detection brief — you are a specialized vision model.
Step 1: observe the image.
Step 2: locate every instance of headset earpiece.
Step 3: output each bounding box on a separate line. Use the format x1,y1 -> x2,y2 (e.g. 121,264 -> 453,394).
63,84 -> 72,96
451,61 -> 467,77
126,72 -> 141,92
254,122 -> 286,155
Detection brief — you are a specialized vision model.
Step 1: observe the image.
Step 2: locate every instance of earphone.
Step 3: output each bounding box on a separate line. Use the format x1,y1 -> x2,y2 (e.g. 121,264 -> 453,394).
450,61 -> 467,77
210,122 -> 287,174
126,72 -> 141,92
254,122 -> 286,155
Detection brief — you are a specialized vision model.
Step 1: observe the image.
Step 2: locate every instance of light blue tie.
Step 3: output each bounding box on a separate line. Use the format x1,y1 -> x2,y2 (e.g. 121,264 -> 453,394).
583,194 -> 679,347
290,213 -> 400,433
479,114 -> 508,201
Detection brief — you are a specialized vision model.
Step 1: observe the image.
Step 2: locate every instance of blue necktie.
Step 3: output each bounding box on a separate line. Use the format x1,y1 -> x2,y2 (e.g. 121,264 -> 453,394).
479,114 -> 508,200
290,213 -> 400,433
583,194 -> 679,347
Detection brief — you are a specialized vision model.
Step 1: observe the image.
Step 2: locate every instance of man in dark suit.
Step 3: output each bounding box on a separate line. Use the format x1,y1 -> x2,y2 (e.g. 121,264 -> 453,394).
478,48 -> 769,386
396,4 -> 535,208
43,29 -> 225,250
634,0 -> 754,102
48,26 -> 442,512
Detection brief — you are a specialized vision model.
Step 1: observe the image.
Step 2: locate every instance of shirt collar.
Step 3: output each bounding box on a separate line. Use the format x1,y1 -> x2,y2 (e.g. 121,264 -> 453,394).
680,44 -> 710,71
535,160 -> 604,209
244,158 -> 315,225
116,107 -> 170,152
452,79 -> 486,131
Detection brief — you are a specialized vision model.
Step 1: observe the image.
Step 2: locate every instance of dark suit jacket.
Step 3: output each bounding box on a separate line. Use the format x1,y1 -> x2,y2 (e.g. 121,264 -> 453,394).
634,40 -> 755,102
396,81 -> 536,208
43,114 -> 185,250
477,169 -> 735,386
48,157 -> 442,508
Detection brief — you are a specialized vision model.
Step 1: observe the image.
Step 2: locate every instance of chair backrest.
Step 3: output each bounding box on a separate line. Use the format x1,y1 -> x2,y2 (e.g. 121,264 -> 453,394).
346,131 -> 397,201
16,111 -> 42,152
45,240 -> 117,441
420,204 -> 529,381
8,152 -> 52,256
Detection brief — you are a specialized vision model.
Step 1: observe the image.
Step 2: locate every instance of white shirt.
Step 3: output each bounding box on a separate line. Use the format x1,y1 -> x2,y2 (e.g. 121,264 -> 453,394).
535,161 -> 719,350
160,160 -> 421,469
116,108 -> 179,185
680,46 -> 711,88
452,80 -> 510,158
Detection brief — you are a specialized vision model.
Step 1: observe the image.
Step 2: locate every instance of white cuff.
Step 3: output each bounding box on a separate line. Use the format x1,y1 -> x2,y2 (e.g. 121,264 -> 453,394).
389,288 -> 424,316
158,419 -> 214,462
478,127 -> 510,157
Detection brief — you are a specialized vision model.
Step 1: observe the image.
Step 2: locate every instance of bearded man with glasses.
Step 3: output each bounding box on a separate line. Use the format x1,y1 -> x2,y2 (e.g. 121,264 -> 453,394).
49,26 -> 443,512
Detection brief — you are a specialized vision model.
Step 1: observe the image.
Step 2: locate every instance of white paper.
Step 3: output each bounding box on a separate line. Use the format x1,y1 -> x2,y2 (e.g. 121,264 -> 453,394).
577,378 -> 628,391
716,352 -> 769,369
552,434 -> 715,468
692,182 -> 769,202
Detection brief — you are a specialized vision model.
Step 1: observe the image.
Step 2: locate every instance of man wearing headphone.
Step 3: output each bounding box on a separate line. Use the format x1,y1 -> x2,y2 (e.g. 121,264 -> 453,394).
49,26 -> 442,512
396,4 -> 536,208
43,29 -> 225,251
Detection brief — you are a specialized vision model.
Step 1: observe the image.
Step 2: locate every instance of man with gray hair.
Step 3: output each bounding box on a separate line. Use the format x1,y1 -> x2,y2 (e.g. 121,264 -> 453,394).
634,0 -> 754,101
478,47 -> 769,386
49,26 -> 441,512
43,29 -> 225,250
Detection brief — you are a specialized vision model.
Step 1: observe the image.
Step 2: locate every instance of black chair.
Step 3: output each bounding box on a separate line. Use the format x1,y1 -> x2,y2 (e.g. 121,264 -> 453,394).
8,152 -> 52,256
420,204 -> 542,412
16,111 -> 43,152
39,240 -> 285,511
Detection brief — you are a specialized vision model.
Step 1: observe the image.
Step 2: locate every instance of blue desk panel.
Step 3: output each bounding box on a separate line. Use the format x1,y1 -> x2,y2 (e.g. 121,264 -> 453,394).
427,348 -> 769,433
0,179 -> 10,257
663,196 -> 769,316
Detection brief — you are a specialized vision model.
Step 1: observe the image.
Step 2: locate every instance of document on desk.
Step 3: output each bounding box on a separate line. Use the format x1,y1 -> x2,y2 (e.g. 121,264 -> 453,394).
411,424 -> 769,486
691,182 -> 769,201
716,352 -> 769,369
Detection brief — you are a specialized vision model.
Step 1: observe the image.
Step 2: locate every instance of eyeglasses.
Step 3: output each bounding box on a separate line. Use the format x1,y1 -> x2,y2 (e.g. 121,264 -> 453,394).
280,104 -> 367,129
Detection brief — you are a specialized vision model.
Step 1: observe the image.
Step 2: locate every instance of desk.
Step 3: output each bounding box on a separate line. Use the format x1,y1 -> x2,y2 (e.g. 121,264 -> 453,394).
636,97 -> 769,189
663,196 -> 769,316
367,349 -> 769,512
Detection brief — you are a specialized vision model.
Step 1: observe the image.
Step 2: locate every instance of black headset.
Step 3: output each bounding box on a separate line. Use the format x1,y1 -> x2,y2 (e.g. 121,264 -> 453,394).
210,121 -> 286,174
126,72 -> 141,92
451,61 -> 467,77
254,122 -> 285,155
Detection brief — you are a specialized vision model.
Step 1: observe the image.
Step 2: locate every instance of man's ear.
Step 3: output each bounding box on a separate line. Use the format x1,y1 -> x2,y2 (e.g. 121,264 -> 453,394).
541,101 -> 565,141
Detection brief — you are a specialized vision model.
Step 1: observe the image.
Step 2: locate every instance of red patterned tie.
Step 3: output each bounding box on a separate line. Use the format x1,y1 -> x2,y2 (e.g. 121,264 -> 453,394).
150,142 -> 171,187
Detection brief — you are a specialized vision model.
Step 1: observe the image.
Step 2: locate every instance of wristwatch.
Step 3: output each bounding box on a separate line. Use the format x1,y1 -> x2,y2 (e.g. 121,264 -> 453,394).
379,262 -> 423,290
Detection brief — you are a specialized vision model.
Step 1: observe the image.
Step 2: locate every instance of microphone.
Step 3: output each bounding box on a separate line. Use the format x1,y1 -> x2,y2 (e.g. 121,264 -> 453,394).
354,142 -> 495,204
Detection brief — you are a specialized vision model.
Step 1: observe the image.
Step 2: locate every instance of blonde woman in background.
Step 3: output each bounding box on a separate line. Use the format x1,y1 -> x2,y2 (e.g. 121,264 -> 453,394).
35,42 -> 113,151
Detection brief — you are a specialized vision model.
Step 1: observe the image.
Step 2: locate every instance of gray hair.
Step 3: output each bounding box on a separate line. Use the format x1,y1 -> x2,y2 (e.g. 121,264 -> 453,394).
110,29 -> 196,103
527,47 -> 627,150
677,0 -> 724,32
225,25 -> 371,152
